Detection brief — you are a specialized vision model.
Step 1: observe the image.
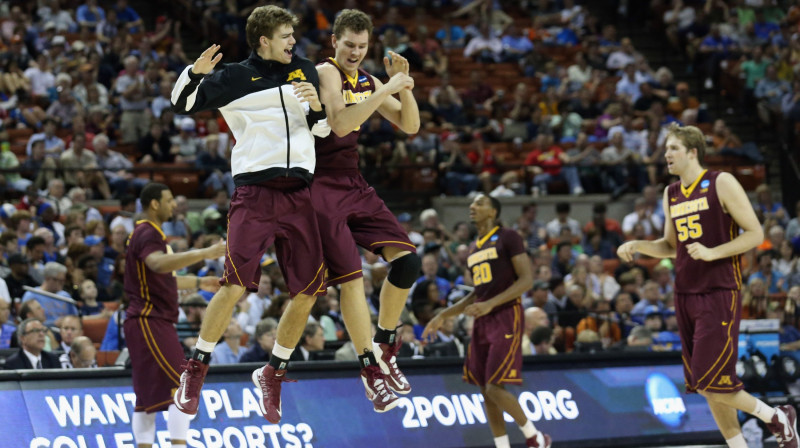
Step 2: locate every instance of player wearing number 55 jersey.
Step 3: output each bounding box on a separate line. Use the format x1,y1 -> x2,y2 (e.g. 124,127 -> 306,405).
423,194 -> 551,448
618,123 -> 797,448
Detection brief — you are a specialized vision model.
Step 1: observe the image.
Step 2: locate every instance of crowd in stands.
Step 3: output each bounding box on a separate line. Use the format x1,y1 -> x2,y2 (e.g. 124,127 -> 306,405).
0,0 -> 797,369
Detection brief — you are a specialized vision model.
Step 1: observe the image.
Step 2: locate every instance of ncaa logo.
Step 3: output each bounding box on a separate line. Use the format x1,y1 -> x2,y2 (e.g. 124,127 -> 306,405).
700,180 -> 710,189
645,373 -> 687,428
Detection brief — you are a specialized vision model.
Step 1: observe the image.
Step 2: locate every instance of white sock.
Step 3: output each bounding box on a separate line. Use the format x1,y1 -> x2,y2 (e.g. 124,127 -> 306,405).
725,433 -> 747,448
520,420 -> 537,438
195,336 -> 216,353
272,342 -> 294,361
493,435 -> 510,448
131,411 -> 156,445
167,404 -> 191,447
752,399 -> 777,423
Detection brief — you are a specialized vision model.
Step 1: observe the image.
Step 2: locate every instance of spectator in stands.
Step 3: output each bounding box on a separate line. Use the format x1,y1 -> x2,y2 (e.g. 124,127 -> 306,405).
616,63 -> 643,104
709,119 -> 763,163
210,318 -> 245,365
666,82 -> 700,118
94,134 -> 144,198
77,0 -> 106,30
738,45 -> 770,102
577,298 -> 621,349
755,64 -> 790,125
176,293 -> 206,350
5,254 -> 36,309
57,314 -> 83,353
239,317 -> 277,363
47,87 -> 83,129
416,253 -> 451,304
67,187 -> 102,224
3,318 -> 60,370
750,251 -> 787,295
115,55 -> 150,144
525,133 -> 584,196
531,326 -> 556,355
21,262 -> 74,326
26,118 -> 65,158
606,37 -> 639,71
618,325 -> 653,351
500,24 -> 533,62
197,135 -> 234,196
545,202 -> 582,240
754,183 -> 789,227
464,21 -> 503,63
112,0 -> 143,33
77,279 -> 106,318
437,139 -> 480,196
461,70 -> 494,106
108,196 -> 135,234
38,0 -> 77,33
583,203 -> 624,247
435,16 -> 465,49
24,54 -> 56,99
743,277 -> 769,320
43,179 -> 70,218
25,236 -> 47,282
60,133 -> 112,199
623,198 -> 663,239
292,322 -> 325,362
73,64 -> 108,109
138,122 -> 173,163
60,335 -> 97,369
567,52 -> 593,92
235,271 -> 273,338
698,24 -> 739,90
600,130 -> 640,198
0,298 -> 13,348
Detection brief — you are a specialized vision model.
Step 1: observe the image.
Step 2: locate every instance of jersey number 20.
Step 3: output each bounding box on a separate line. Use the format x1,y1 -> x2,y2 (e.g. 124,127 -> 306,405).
675,214 -> 703,242
472,263 -> 493,286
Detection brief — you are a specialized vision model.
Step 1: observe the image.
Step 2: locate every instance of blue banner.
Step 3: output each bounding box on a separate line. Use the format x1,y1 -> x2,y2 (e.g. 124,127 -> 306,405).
0,362 -> 719,448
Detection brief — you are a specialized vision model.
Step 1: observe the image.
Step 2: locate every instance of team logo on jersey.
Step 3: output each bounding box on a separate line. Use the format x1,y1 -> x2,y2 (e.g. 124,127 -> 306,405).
358,75 -> 370,86
718,375 -> 733,386
700,179 -> 710,193
287,69 -> 306,82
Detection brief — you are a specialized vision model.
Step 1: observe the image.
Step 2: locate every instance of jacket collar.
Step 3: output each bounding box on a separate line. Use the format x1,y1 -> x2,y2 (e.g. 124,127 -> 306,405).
247,51 -> 293,72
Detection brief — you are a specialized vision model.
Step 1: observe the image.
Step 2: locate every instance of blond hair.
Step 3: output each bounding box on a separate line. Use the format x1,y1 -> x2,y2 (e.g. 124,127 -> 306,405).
246,5 -> 298,51
665,122 -> 707,165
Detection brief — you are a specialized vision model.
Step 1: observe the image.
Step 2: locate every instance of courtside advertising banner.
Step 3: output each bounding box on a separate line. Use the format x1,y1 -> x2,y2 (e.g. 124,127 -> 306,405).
0,363 -> 718,448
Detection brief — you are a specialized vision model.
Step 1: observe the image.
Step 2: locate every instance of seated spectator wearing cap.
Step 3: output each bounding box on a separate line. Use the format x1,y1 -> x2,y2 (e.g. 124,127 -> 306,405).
3,318 -> 61,370
0,299 -> 15,348
170,117 -> 204,163
239,317 -> 277,363
59,335 -> 97,369
4,253 -> 36,311
20,262 -> 76,326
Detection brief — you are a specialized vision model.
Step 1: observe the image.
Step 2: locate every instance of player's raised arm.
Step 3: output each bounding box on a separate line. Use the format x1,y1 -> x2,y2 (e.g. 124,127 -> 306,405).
618,187 -> 677,262
317,63 -> 412,137
375,51 -> 420,134
686,172 -> 763,262
171,44 -> 231,115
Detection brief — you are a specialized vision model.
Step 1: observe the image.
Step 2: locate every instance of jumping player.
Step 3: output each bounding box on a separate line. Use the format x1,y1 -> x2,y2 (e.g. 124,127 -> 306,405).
423,194 -> 551,448
618,123 -> 797,448
170,6 -> 332,424
313,8 -> 421,409
124,182 -> 225,448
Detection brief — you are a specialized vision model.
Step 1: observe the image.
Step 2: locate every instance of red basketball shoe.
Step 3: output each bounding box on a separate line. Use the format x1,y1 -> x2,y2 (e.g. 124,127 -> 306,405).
252,365 -> 297,424
526,432 -> 552,448
361,365 -> 400,413
173,359 -> 209,415
767,405 -> 798,448
373,339 -> 411,394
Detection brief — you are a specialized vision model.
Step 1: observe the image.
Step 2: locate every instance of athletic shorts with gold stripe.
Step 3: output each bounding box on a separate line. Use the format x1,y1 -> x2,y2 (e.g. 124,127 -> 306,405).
676,289 -> 744,394
463,301 -> 524,387
123,317 -> 184,413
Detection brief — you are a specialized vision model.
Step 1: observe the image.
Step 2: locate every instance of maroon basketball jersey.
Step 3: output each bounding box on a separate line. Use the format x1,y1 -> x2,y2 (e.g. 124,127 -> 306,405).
667,170 -> 742,293
468,227 -> 525,308
125,220 -> 179,323
314,57 -> 376,172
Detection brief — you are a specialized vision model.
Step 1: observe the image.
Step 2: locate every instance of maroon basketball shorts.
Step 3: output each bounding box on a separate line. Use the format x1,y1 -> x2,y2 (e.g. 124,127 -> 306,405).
676,289 -> 743,394
311,173 -> 416,286
223,182 -> 326,297
463,302 -> 524,387
123,316 -> 184,413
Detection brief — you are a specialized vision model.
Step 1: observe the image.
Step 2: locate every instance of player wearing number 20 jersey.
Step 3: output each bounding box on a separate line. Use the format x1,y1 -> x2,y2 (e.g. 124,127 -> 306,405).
463,226 -> 526,387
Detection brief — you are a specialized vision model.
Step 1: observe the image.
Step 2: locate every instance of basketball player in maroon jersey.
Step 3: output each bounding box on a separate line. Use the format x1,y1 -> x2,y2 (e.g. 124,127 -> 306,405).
124,183 -> 225,448
618,123 -> 797,448
312,9 -> 421,411
423,194 -> 551,448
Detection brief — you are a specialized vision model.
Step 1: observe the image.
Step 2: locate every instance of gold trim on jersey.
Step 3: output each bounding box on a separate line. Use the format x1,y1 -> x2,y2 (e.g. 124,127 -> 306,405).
224,217 -> 244,287
696,290 -> 737,391
729,221 -> 743,289
328,269 -> 363,282
327,57 -> 359,88
135,220 -> 166,240
476,226 -> 500,249
298,262 -> 326,295
680,169 -> 708,198
488,305 -> 522,384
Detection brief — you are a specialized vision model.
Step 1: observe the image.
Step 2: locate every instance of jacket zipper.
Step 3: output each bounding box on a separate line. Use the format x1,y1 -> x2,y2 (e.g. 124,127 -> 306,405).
278,86 -> 290,176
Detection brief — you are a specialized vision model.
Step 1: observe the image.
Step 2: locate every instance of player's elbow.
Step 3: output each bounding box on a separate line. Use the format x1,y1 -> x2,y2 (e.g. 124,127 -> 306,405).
332,126 -> 351,138
402,122 -> 421,135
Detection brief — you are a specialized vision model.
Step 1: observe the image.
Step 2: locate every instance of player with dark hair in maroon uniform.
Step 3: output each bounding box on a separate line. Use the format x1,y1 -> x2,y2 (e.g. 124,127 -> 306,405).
618,123 -> 797,448
124,182 -> 225,448
423,194 -> 551,448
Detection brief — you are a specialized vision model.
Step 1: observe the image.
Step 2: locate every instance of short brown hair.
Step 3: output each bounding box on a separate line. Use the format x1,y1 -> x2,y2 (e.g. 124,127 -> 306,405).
333,9 -> 373,38
665,122 -> 706,165
246,5 -> 298,51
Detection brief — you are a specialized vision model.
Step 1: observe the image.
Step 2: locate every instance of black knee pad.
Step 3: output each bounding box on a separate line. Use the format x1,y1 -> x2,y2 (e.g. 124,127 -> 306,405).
387,252 -> 421,289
